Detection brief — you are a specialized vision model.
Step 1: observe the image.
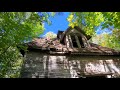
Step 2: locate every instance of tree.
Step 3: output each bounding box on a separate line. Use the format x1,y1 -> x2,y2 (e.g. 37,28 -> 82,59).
67,12 -> 120,50
91,33 -> 110,46
44,31 -> 57,39
91,30 -> 120,50
67,12 -> 104,36
67,12 -> 120,35
0,12 -> 51,77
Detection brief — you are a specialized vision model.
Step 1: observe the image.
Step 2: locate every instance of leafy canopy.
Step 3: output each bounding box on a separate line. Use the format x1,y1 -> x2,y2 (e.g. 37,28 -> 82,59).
67,12 -> 120,50
0,12 -> 52,77
67,12 -> 120,35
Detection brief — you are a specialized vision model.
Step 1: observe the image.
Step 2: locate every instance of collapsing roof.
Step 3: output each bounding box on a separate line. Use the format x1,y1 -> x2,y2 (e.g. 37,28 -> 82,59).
26,26 -> 120,56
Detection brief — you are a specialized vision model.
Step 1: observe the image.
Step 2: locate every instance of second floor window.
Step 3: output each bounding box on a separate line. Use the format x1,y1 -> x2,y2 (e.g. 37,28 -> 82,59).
67,33 -> 86,48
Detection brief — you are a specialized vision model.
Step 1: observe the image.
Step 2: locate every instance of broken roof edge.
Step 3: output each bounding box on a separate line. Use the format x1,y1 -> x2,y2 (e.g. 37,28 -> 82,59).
26,46 -> 120,56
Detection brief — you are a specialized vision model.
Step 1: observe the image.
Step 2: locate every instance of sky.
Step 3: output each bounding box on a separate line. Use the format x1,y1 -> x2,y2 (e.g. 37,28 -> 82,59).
96,26 -> 112,34
40,12 -> 112,37
40,12 -> 70,37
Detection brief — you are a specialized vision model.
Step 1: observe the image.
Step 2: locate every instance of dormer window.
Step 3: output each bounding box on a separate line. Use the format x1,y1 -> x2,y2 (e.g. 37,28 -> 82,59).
65,29 -> 89,48
59,26 -> 90,48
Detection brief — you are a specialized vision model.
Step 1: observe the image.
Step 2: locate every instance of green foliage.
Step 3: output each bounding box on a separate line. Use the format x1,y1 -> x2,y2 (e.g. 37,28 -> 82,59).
91,33 -> 109,46
0,47 -> 23,78
0,12 -> 51,78
91,31 -> 120,50
67,12 -> 120,36
67,12 -> 104,36
67,13 -> 78,28
67,12 -> 120,50
0,12 -> 46,53
101,12 -> 120,29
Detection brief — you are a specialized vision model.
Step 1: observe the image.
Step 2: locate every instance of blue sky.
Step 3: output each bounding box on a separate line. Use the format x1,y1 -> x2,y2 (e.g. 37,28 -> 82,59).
96,26 -> 112,34
40,12 -> 70,37
40,12 -> 112,37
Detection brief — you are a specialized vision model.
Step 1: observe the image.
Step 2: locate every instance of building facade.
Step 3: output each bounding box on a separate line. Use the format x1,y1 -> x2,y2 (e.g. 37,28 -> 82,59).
21,26 -> 120,78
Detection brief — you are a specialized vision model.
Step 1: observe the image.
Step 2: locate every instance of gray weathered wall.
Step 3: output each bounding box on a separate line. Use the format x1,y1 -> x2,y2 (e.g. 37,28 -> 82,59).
21,51 -> 72,78
21,51 -> 120,78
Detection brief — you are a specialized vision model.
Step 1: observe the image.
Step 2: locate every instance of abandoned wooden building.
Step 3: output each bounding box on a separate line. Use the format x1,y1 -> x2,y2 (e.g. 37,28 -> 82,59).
21,26 -> 120,78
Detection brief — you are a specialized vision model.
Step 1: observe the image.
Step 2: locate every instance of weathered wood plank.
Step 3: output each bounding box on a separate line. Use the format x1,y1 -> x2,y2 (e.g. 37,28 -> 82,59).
84,72 -> 113,76
68,35 -> 73,48
66,35 -> 70,48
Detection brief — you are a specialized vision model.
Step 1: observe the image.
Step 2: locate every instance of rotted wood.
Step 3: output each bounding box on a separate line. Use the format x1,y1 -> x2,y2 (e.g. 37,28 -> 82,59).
84,72 -> 113,77
68,35 -> 73,48
76,31 -> 90,48
44,56 -> 49,78
66,35 -> 70,48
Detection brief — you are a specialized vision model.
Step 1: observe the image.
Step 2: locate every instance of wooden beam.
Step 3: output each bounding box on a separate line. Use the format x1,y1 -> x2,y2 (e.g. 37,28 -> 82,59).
68,35 -> 73,48
82,36 -> 91,48
82,37 -> 87,48
73,29 -> 91,48
84,72 -> 113,76
66,35 -> 70,48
